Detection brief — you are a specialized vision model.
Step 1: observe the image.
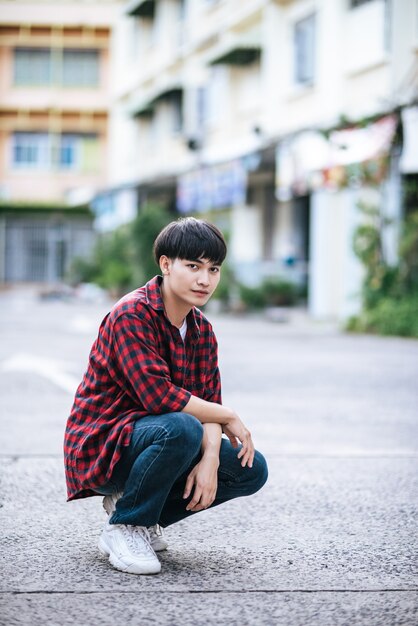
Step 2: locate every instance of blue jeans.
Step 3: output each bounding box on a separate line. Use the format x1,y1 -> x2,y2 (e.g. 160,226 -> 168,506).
98,412 -> 268,528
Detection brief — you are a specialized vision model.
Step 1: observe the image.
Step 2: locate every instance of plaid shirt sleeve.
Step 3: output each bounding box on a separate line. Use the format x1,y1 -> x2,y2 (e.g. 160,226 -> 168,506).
108,311 -> 191,415
203,331 -> 222,405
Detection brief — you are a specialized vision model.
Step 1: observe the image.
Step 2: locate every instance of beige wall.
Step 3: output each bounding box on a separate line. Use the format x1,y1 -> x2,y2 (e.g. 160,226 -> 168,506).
0,1 -> 120,202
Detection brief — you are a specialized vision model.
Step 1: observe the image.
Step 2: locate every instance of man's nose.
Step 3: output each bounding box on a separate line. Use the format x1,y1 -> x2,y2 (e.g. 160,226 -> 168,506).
197,271 -> 210,285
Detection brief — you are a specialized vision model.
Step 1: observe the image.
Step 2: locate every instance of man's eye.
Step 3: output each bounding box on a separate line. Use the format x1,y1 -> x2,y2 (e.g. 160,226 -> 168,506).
187,264 -> 198,270
210,267 -> 220,273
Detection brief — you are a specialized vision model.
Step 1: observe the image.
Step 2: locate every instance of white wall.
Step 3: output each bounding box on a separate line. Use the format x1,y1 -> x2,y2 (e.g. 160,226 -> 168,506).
107,0 -> 415,319
309,188 -> 369,320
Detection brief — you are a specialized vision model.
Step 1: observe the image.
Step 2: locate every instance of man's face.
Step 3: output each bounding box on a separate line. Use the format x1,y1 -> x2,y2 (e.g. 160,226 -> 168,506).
162,257 -> 221,308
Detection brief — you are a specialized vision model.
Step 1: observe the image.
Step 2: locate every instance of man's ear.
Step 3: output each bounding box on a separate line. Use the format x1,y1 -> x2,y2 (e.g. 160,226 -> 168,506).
159,255 -> 171,275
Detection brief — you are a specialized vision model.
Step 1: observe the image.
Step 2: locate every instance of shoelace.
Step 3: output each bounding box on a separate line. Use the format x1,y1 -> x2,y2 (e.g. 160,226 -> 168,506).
130,525 -> 156,556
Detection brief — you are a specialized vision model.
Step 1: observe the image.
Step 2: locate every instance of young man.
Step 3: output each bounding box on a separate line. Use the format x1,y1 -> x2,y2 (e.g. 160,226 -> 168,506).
64,217 -> 268,575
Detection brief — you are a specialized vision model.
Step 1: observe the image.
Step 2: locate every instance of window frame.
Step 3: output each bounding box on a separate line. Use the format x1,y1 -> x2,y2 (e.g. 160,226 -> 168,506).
14,48 -> 51,87
13,46 -> 100,88
293,12 -> 316,87
11,132 -> 100,172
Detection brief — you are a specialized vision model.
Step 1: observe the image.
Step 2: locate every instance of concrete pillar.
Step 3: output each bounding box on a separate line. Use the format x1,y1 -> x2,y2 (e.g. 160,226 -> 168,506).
308,188 -> 364,321
0,216 -> 6,283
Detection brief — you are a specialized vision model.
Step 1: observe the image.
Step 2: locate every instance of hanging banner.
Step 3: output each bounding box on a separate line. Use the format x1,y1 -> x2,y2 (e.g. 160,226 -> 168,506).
275,115 -> 398,198
328,115 -> 397,166
177,160 -> 247,213
275,131 -> 329,201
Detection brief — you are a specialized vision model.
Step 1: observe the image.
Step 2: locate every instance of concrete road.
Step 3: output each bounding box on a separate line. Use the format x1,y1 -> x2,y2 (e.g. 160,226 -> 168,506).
0,286 -> 417,625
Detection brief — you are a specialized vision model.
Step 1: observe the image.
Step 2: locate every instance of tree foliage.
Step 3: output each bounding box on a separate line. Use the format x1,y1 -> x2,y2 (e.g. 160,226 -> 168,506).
69,203 -> 172,296
349,201 -> 418,338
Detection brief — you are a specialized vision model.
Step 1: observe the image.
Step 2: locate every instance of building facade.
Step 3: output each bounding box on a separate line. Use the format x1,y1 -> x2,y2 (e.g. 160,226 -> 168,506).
107,0 -> 417,319
0,0 -> 121,282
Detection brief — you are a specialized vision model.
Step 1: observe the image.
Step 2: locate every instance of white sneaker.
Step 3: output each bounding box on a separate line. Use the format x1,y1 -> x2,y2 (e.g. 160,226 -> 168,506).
98,521 -> 161,575
103,492 -> 168,552
148,524 -> 169,552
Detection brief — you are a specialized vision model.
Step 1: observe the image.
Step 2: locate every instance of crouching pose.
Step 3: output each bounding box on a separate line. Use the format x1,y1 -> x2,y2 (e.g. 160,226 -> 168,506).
64,217 -> 268,574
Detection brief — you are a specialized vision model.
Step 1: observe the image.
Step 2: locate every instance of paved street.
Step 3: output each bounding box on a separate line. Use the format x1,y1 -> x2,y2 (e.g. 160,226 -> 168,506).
0,286 -> 417,625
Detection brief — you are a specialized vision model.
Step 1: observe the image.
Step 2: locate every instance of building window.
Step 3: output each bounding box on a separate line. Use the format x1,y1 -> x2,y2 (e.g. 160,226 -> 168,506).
12,132 -> 99,171
14,48 -> 51,86
294,14 -> 316,86
58,134 -> 100,172
197,86 -> 208,129
62,50 -> 99,87
12,133 -> 50,168
167,92 -> 183,133
14,48 -> 99,87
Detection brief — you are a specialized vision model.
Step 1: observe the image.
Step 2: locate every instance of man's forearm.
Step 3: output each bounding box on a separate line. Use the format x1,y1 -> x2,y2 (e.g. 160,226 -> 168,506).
201,422 -> 222,459
183,394 -> 234,425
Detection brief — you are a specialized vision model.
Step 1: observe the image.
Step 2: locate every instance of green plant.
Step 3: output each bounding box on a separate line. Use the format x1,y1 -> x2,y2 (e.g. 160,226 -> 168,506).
131,203 -> 172,283
352,203 -> 398,309
211,263 -> 234,304
398,211 -> 418,295
348,295 -> 418,338
259,277 -> 297,306
238,284 -> 266,309
238,275 -> 299,310
349,202 -> 418,338
68,224 -> 135,295
69,203 -> 173,295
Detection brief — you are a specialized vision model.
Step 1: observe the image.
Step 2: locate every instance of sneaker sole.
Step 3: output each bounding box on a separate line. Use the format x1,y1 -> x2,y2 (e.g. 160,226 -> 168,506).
152,540 -> 168,552
98,537 -> 161,575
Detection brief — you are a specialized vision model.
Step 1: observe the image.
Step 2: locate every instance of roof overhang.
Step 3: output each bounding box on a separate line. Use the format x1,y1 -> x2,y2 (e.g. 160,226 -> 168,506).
206,27 -> 262,66
130,85 -> 182,118
125,0 -> 155,18
209,46 -> 261,66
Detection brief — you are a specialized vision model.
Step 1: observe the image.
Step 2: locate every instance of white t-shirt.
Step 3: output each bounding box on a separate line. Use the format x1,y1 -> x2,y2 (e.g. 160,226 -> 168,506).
179,318 -> 187,341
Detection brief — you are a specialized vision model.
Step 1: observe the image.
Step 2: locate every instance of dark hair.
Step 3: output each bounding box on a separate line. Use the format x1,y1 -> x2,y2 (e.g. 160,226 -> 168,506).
153,217 -> 227,266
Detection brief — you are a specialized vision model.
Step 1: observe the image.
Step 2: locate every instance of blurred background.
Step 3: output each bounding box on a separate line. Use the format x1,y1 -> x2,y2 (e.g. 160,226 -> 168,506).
0,0 -> 417,336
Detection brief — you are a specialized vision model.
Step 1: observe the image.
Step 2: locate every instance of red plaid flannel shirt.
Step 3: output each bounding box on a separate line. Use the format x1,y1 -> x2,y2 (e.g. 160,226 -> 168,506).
64,275 -> 222,501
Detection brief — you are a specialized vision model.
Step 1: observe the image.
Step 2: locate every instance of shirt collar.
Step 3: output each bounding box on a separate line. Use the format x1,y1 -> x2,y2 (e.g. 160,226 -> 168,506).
145,275 -> 201,341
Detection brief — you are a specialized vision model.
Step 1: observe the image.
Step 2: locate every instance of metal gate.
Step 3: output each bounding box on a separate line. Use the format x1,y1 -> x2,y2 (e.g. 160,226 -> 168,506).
4,217 -> 93,283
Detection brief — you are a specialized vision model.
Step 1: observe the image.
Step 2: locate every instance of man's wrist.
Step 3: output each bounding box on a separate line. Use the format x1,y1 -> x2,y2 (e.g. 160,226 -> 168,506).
201,448 -> 220,465
223,406 -> 236,422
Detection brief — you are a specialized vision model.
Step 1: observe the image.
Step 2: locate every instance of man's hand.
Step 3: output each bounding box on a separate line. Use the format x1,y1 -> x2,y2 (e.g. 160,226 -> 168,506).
183,455 -> 219,512
223,413 -> 255,468
182,396 -> 255,469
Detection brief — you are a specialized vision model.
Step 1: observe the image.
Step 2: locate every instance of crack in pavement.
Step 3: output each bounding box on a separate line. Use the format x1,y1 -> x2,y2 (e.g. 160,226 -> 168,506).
3,589 -> 418,595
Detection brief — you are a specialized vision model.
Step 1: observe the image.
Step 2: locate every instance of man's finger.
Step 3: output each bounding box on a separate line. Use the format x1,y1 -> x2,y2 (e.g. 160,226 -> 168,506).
183,473 -> 195,499
186,486 -> 202,511
190,503 -> 205,512
237,440 -> 249,459
240,440 -> 255,467
237,447 -> 247,459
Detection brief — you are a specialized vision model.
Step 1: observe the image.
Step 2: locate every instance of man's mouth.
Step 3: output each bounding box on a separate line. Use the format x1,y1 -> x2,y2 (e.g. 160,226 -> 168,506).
192,290 -> 210,296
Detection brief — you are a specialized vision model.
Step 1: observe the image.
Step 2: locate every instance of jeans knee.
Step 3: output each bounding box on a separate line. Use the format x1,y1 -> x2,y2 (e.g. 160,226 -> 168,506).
247,450 -> 268,494
166,412 -> 203,454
